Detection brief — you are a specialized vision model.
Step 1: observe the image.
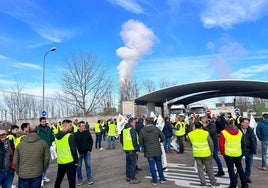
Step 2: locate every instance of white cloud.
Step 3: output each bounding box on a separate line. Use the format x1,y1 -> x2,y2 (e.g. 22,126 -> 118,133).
11,62 -> 42,70
232,64 -> 268,79
0,0 -> 74,43
201,0 -> 268,29
107,0 -> 145,14
0,54 -> 8,60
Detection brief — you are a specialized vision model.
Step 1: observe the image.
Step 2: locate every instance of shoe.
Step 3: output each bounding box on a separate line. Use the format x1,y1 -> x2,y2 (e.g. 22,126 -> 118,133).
43,176 -> 50,182
151,181 -> 157,186
258,166 -> 267,171
41,180 -> 44,187
163,167 -> 169,172
87,180 -> 94,185
129,178 -> 141,184
99,147 -> 103,150
215,171 -> 225,177
160,178 -> 167,184
77,180 -> 83,186
246,178 -> 252,183
126,177 -> 130,182
211,183 -> 220,188
11,185 -> 17,188
136,167 -> 142,171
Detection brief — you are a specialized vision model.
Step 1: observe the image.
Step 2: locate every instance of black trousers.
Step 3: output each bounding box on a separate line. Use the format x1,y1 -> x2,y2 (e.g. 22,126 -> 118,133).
224,155 -> 247,188
54,162 -> 77,188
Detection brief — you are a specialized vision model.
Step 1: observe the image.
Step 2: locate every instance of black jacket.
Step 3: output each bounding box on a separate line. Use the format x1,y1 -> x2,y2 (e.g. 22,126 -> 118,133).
74,130 -> 93,154
238,125 -> 257,154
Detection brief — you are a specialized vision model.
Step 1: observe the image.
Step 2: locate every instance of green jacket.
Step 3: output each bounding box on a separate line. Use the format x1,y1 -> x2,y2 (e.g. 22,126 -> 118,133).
37,124 -> 54,147
14,133 -> 50,179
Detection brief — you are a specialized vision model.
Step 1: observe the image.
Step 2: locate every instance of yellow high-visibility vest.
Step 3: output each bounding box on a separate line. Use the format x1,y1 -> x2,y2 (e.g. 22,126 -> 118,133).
123,128 -> 137,151
15,134 -> 26,147
174,121 -> 186,136
55,133 -> 74,164
94,123 -> 101,133
188,129 -> 211,157
222,130 -> 243,157
107,123 -> 116,137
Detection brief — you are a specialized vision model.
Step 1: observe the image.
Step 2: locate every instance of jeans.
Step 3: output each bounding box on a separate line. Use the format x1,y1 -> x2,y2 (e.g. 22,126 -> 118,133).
164,137 -> 171,152
213,147 -> 224,172
261,141 -> 268,167
243,150 -> 253,179
195,156 -> 217,186
0,169 -> 14,188
147,156 -> 165,183
95,133 -> 102,149
224,155 -> 247,188
18,175 -> 42,188
177,136 -> 184,153
125,151 -> 137,180
54,162 -> 77,188
77,152 -> 92,181
107,136 -> 116,149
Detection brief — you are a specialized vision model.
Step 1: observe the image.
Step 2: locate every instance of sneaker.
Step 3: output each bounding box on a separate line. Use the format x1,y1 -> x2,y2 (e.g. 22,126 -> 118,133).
77,180 -> 83,186
246,178 -> 252,183
211,183 -> 220,188
43,176 -> 50,182
258,166 -> 267,171
163,167 -> 169,172
215,171 -> 225,177
87,180 -> 94,185
126,177 -> 130,182
151,181 -> 157,186
41,180 -> 44,187
99,147 -> 104,150
160,178 -> 167,184
11,185 -> 17,188
129,178 -> 141,184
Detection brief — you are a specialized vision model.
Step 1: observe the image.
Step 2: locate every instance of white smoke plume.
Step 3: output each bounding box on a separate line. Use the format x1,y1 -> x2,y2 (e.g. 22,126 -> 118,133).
116,19 -> 156,88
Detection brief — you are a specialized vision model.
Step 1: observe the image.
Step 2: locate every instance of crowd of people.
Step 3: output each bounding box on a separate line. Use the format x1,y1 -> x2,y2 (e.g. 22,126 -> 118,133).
0,110 -> 268,188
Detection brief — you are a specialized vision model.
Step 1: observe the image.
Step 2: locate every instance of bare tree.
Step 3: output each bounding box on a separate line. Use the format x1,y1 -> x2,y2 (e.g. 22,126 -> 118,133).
1,79 -> 38,123
142,79 -> 156,94
120,77 -> 140,101
159,79 -> 176,89
58,52 -> 114,116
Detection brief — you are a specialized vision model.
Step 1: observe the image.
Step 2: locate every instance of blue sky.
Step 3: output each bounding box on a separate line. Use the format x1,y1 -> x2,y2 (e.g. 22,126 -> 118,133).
1,0 -> 268,99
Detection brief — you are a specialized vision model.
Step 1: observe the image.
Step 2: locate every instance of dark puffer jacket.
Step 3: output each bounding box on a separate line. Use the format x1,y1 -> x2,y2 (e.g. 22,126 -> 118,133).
139,124 -> 165,158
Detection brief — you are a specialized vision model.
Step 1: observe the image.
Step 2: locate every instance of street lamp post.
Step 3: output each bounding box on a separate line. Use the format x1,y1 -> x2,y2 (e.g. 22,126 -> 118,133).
42,47 -> 56,116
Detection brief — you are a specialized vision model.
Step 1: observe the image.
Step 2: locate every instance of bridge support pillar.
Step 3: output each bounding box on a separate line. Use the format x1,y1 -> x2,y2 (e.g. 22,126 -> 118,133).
146,102 -> 155,115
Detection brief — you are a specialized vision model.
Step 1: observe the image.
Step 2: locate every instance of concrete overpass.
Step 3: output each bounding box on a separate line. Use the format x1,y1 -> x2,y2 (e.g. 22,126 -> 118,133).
135,80 -> 268,113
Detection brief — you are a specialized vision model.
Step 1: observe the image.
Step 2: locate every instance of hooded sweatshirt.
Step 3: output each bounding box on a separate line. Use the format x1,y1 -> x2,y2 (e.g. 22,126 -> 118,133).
219,125 -> 241,156
139,124 -> 165,158
55,131 -> 79,164
14,133 -> 50,179
256,119 -> 268,141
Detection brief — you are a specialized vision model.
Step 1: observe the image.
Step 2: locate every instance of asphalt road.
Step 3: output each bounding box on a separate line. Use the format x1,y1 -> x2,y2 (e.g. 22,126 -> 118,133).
14,136 -> 268,188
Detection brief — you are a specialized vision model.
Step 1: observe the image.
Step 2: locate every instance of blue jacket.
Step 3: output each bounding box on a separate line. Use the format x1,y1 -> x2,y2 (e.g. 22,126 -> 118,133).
256,119 -> 268,141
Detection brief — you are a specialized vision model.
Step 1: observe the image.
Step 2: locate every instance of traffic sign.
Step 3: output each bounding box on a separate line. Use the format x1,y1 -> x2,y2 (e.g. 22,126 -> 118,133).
42,111 -> 47,117
234,108 -> 241,114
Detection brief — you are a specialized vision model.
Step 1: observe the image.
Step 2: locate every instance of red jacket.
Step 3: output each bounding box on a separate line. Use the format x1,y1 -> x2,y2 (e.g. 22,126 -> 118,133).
219,127 -> 240,155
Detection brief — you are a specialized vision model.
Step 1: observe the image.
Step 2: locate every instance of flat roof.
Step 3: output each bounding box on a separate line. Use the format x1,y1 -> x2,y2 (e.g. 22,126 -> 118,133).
135,80 -> 268,106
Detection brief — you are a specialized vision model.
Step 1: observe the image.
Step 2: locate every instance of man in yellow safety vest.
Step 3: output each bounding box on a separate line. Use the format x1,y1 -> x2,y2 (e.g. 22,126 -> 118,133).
188,121 -> 220,188
54,119 -> 79,188
174,116 -> 186,153
219,119 -> 248,188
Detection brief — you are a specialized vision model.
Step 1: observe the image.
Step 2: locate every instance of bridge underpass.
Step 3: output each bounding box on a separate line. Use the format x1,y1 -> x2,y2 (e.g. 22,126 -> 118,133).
135,80 -> 268,114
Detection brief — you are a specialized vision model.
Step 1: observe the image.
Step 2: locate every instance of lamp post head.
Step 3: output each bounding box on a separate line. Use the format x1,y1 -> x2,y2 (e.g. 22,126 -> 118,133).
50,47 -> 56,52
